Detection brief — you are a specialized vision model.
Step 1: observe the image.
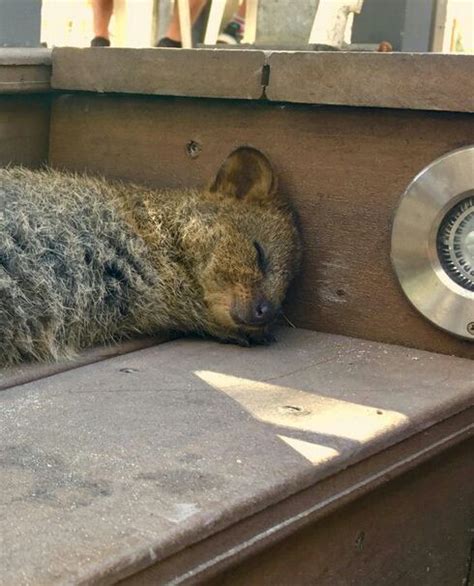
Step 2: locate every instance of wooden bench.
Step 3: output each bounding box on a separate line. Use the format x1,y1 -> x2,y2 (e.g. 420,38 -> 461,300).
0,47 -> 473,585
1,329 -> 472,584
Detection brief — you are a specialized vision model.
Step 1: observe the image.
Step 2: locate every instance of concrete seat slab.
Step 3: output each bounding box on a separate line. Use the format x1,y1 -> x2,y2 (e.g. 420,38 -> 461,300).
0,328 -> 472,585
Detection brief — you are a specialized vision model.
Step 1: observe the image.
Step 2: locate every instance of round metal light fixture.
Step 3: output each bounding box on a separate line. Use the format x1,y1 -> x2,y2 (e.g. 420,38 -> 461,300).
391,146 -> 474,341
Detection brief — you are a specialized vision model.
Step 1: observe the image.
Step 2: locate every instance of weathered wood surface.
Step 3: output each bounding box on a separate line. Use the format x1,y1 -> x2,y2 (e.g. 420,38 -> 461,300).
52,48 -> 266,99
2,48 -> 474,113
203,439 -> 474,586
0,49 -> 51,66
0,48 -> 51,93
51,48 -> 474,113
49,94 -> 474,358
267,52 -> 474,113
0,337 -> 165,392
1,329 -> 472,585
0,95 -> 50,168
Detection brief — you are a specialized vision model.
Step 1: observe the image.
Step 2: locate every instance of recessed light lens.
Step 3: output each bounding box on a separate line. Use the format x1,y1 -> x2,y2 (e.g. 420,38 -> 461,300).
437,195 -> 474,292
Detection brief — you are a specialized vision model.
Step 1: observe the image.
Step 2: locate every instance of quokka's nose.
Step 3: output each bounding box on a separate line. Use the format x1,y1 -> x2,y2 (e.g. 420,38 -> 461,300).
231,298 -> 277,327
252,300 -> 276,325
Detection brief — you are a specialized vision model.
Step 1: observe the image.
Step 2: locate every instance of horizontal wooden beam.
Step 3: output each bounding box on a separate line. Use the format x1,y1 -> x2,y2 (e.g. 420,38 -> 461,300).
50,48 -> 474,113
0,48 -> 51,93
2,48 -> 473,114
267,51 -> 474,113
52,47 -> 266,100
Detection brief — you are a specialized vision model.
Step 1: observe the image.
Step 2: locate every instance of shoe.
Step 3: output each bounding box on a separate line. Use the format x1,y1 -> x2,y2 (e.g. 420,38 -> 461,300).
156,37 -> 182,48
217,21 -> 242,45
91,36 -> 110,47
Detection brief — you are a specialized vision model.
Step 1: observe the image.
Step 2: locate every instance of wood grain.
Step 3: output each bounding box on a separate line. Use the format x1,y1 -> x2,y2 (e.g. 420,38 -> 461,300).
205,440 -> 474,586
0,95 -> 50,168
267,51 -> 474,113
0,336 -> 166,392
2,328 -> 469,584
50,49 -> 474,113
0,49 -> 51,94
49,94 -> 474,358
121,410 -> 474,585
52,47 -> 265,99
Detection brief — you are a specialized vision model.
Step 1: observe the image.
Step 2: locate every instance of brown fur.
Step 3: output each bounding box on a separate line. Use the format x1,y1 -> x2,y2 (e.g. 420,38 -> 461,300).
0,147 -> 301,365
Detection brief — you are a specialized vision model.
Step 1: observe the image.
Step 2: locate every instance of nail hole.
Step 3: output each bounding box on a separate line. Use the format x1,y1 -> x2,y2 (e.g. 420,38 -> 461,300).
186,140 -> 202,159
355,531 -> 366,551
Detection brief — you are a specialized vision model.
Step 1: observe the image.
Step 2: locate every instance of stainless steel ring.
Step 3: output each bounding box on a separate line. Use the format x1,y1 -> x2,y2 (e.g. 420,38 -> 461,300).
391,146 -> 474,341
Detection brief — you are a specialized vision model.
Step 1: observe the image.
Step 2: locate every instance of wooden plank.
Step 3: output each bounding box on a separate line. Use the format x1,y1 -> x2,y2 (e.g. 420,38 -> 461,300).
1,329 -> 472,584
267,52 -> 474,113
203,439 -> 474,586
203,0 -> 226,45
0,337 -> 166,392
0,48 -> 51,66
49,94 -> 474,358
50,49 -> 474,113
0,65 -> 50,94
177,0 -> 192,49
0,95 -> 50,168
431,0 -> 449,52
242,0 -> 258,45
0,48 -> 51,94
125,428 -> 474,585
51,47 -> 266,99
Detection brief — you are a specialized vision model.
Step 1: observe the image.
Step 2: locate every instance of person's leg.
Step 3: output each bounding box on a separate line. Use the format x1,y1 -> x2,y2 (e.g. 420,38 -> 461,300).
157,0 -> 207,46
91,0 -> 114,46
218,0 -> 246,44
236,1 -> 246,18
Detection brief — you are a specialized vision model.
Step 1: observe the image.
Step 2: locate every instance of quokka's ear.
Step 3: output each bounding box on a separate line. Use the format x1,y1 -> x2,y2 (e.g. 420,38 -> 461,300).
209,147 -> 278,205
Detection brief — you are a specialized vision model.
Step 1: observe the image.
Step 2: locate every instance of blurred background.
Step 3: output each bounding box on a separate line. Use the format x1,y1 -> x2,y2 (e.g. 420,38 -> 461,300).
0,0 -> 472,53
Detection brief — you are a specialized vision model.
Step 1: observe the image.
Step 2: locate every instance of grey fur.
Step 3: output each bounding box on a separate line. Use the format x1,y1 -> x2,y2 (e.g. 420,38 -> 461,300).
0,155 -> 300,366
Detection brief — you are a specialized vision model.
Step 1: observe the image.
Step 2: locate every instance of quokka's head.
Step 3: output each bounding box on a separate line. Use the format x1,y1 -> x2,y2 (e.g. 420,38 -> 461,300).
188,146 -> 302,346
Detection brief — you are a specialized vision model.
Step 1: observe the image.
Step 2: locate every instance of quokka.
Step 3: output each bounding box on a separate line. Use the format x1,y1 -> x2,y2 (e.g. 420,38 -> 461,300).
0,147 -> 301,366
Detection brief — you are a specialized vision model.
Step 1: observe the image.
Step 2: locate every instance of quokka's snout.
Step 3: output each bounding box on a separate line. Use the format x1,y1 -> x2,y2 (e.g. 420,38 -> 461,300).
0,146 -> 301,365
230,296 -> 277,328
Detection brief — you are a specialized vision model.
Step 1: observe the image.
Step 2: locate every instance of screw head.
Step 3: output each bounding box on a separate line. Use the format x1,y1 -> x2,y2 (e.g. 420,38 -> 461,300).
185,140 -> 202,159
355,531 -> 366,552
467,322 -> 474,336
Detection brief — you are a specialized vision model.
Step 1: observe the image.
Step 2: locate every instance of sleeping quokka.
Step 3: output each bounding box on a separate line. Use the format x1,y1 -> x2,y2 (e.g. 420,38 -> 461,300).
0,147 -> 301,366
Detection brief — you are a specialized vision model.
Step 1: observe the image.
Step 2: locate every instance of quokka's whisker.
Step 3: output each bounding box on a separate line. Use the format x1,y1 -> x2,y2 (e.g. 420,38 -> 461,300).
281,312 -> 297,329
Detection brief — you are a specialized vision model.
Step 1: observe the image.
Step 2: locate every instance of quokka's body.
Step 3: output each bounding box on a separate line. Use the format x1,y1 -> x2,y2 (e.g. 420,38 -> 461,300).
0,148 -> 301,366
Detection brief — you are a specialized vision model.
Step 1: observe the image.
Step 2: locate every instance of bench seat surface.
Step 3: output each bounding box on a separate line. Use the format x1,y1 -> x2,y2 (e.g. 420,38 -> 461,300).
0,328 -> 472,584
